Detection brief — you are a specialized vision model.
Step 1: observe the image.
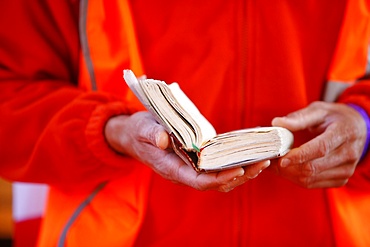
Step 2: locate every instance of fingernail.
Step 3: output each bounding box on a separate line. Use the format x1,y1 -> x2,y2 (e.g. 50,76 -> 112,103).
281,158 -> 291,168
236,168 -> 245,177
261,160 -> 271,169
156,132 -> 169,149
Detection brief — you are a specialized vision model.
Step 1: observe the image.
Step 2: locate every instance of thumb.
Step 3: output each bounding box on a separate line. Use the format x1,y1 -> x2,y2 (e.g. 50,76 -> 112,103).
156,130 -> 170,150
272,102 -> 326,131
139,121 -> 170,150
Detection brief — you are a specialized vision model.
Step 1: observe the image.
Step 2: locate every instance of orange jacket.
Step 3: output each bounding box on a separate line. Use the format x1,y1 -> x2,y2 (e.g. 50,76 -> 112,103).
1,0 -> 370,246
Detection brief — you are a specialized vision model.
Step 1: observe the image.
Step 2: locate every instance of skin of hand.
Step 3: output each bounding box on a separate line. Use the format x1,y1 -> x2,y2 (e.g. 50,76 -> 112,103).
271,101 -> 367,189
105,111 -> 270,192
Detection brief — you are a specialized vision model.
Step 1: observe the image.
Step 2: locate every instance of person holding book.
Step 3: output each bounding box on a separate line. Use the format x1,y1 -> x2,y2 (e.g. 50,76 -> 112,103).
0,0 -> 369,246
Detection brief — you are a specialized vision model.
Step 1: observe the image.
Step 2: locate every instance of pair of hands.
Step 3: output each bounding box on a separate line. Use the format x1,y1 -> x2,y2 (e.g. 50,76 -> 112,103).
105,101 -> 367,192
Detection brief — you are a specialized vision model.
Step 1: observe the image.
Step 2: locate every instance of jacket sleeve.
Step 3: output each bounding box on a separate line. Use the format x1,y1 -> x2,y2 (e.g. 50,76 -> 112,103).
337,78 -> 370,191
0,1 -> 139,190
327,78 -> 370,246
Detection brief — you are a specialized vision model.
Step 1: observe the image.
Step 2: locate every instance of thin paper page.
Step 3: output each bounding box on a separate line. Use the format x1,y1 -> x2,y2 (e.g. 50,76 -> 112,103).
123,70 -> 151,108
168,83 -> 216,143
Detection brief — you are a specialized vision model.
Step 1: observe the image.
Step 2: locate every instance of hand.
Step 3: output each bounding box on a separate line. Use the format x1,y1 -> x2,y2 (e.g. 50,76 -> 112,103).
271,101 -> 367,188
105,111 -> 270,192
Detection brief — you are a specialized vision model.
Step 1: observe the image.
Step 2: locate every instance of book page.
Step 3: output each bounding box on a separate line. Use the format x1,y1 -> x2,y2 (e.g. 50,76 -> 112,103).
198,127 -> 293,171
123,70 -> 151,108
140,80 -> 195,147
168,83 -> 216,146
124,70 -> 180,137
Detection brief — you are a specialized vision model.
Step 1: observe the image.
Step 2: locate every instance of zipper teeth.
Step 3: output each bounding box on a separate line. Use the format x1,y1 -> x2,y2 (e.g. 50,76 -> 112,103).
237,3 -> 249,247
240,1 -> 255,246
240,1 -> 248,129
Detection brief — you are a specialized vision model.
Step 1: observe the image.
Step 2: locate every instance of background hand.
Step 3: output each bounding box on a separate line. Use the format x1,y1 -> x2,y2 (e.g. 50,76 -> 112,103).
271,101 -> 367,188
105,111 -> 270,192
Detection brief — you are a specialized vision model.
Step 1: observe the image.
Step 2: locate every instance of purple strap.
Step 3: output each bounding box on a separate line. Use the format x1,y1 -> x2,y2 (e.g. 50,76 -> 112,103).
348,104 -> 370,160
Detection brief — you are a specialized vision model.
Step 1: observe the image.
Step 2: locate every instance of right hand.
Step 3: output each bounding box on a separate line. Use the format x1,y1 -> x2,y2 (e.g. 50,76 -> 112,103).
271,102 -> 366,188
105,111 -> 270,192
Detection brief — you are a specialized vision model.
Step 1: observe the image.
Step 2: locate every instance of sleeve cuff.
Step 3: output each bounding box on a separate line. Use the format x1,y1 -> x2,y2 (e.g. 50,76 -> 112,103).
85,101 -> 138,169
347,103 -> 370,160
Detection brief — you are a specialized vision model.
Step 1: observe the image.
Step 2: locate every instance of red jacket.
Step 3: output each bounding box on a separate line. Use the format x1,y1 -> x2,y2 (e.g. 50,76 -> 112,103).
1,0 -> 370,246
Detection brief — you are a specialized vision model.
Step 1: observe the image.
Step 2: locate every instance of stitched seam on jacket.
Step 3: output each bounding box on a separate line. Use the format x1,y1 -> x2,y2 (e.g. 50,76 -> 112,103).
79,0 -> 97,91
57,181 -> 107,247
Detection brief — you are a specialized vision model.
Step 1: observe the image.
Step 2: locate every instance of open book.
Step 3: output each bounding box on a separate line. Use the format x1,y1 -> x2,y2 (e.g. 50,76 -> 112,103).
123,69 -> 294,173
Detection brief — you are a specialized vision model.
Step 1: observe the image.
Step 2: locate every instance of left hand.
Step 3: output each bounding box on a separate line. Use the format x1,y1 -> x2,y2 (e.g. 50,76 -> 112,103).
105,111 -> 270,192
271,101 -> 367,188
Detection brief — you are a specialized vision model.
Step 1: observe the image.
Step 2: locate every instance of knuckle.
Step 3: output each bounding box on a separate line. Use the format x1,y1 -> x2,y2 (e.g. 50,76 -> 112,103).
316,139 -> 331,157
144,125 -> 158,141
297,176 -> 313,188
300,162 -> 317,177
295,150 -> 308,164
297,164 -> 317,188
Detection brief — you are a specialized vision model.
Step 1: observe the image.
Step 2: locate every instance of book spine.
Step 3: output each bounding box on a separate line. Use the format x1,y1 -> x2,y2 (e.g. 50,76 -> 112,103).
169,133 -> 201,172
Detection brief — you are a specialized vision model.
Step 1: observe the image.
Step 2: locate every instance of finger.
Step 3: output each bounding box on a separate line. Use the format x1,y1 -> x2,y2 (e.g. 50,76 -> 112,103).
137,118 -> 169,148
280,126 -> 344,167
172,162 -> 246,191
149,147 -> 247,191
302,143 -> 358,175
274,154 -> 355,188
298,143 -> 357,183
309,163 -> 354,183
243,160 -> 271,179
155,152 -> 270,192
272,102 -> 327,131
156,131 -> 170,150
173,161 -> 270,192
217,160 -> 270,192
271,162 -> 351,188
296,162 -> 352,188
216,167 -> 245,181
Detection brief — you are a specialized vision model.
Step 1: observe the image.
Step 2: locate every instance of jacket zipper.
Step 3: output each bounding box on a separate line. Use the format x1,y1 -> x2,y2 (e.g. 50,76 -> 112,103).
233,1 -> 249,246
240,0 -> 248,129
238,0 -> 254,246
